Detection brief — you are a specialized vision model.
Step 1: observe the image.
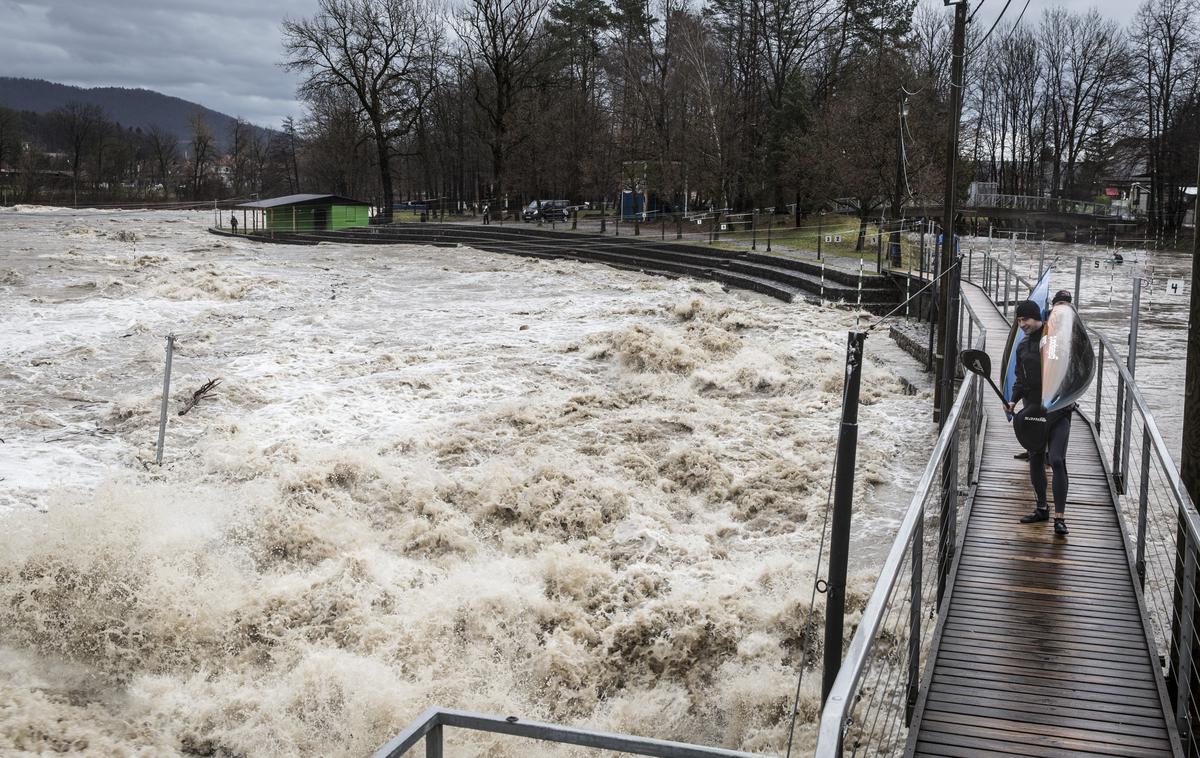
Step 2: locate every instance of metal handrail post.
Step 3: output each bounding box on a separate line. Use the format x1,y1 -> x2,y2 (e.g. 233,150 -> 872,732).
968,382 -> 979,484
905,512 -> 923,727
1003,266 -> 1011,317
1137,427 -> 1151,589
1123,278 -> 1142,489
1177,548 -> 1197,743
1095,342 -> 1105,432
426,726 -> 443,758
1114,373 -> 1126,492
937,432 -> 958,607
1075,255 -> 1083,309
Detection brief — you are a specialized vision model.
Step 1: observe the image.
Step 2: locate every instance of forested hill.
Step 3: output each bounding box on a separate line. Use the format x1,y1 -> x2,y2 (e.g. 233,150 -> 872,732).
0,77 -> 268,147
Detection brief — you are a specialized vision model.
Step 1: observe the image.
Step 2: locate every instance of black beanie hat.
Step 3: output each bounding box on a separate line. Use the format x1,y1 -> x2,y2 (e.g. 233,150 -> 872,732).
1052,289 -> 1072,304
1015,300 -> 1041,320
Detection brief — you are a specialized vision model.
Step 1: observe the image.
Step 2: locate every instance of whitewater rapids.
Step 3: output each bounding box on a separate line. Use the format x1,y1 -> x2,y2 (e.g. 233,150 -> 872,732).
0,208 -> 932,756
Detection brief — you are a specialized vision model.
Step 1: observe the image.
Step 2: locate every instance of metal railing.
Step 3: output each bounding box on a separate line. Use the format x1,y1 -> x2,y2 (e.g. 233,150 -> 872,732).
973,249 -> 1035,317
967,251 -> 1199,750
970,192 -> 1130,219
815,293 -> 988,755
1085,325 -> 1200,749
372,707 -> 768,758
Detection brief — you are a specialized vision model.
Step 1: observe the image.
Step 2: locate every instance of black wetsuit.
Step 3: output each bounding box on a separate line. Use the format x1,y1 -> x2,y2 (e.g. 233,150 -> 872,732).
1012,325 -> 1072,515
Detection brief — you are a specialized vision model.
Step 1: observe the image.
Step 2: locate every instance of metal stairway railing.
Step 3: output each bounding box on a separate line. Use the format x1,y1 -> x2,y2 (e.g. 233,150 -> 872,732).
814,291 -> 988,755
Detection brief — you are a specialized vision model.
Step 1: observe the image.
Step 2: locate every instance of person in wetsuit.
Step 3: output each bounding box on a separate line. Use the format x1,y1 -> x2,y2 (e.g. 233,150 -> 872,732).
1005,293 -> 1073,536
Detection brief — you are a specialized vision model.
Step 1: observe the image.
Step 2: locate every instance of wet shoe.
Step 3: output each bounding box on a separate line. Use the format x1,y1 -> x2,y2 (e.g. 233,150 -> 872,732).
1054,518 -> 1069,536
1020,508 -> 1049,523
1014,451 -> 1030,460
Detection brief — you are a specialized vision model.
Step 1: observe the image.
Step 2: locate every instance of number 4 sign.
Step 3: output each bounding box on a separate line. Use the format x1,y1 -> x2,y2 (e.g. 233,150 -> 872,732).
1167,279 -> 1185,295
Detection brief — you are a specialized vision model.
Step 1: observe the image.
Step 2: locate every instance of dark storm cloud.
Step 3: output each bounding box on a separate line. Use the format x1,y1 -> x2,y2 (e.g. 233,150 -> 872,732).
1,0 -> 321,127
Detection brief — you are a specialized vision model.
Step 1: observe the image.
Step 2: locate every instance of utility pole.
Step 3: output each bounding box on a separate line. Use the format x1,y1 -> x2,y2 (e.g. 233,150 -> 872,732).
1183,137 -> 1200,500
891,92 -> 909,268
935,0 -> 969,426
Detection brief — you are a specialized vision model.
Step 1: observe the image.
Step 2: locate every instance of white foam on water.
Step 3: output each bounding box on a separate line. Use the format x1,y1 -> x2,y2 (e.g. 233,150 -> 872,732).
0,210 -> 932,755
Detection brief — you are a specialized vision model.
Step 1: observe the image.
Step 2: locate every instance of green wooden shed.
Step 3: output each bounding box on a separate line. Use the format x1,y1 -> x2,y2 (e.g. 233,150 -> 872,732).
234,194 -> 372,233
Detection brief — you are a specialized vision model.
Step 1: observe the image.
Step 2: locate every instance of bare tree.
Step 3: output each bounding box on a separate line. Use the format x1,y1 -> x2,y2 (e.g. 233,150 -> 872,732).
51,102 -> 104,205
230,117 -> 252,197
284,0 -> 444,218
188,113 -> 216,200
1131,0 -> 1199,232
1040,8 -> 1128,197
0,107 -> 21,172
454,0 -> 554,204
145,126 -> 178,197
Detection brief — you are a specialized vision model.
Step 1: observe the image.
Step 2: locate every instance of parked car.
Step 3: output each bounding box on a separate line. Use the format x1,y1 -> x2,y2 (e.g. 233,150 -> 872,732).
522,199 -> 571,222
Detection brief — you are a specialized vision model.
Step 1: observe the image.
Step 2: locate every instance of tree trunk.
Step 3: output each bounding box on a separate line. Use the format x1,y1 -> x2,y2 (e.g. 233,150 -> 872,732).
374,119 -> 394,221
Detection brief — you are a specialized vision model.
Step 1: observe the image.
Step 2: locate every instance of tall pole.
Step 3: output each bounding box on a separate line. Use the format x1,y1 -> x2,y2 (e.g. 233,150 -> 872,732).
891,93 -> 908,268
935,0 -> 969,426
822,331 -> 867,705
1183,136 -> 1200,498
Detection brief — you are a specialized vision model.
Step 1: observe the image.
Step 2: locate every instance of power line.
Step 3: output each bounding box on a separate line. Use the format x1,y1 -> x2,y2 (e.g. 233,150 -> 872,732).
968,0 -> 987,24
1006,0 -> 1032,36
968,0 -> 1014,56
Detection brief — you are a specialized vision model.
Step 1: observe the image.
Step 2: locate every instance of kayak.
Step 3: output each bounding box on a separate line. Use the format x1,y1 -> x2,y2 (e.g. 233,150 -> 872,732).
1041,301 -> 1095,412
1001,268 -> 1052,403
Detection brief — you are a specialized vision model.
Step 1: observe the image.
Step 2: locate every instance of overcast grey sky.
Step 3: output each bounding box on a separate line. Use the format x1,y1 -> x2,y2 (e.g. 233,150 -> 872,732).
0,0 -> 1139,128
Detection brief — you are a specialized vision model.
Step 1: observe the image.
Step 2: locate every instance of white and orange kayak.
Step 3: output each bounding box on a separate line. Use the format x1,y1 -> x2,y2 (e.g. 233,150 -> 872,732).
1041,302 -> 1095,413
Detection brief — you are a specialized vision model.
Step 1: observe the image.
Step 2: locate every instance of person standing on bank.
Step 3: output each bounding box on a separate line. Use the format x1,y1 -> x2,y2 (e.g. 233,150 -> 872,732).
230,213 -> 238,234
1005,291 -> 1075,536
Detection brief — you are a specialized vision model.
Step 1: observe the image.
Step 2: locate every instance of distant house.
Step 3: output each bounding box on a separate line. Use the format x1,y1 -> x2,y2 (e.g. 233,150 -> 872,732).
234,193 -> 371,232
1100,139 -> 1151,217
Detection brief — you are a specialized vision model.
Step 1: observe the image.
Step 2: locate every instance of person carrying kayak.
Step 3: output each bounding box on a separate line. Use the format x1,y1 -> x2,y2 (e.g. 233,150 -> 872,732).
1005,291 -> 1075,536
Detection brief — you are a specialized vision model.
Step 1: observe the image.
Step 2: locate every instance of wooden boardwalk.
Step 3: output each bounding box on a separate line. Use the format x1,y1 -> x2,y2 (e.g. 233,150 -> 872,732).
908,283 -> 1182,757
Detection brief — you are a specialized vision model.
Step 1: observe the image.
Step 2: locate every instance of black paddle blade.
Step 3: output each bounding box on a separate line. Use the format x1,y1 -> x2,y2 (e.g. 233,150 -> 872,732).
960,348 -> 991,377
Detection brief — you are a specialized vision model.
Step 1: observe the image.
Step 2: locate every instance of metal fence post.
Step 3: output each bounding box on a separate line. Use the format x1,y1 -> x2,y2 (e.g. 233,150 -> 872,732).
967,379 -> 979,485
1095,342 -> 1105,433
1121,278 -> 1142,488
876,220 -> 883,274
1137,427 -> 1151,589
1075,255 -> 1083,309
1114,371 -> 1126,490
906,510 -> 923,727
1003,265 -> 1011,318
937,427 -> 960,608
155,334 -> 175,465
425,724 -> 443,758
1176,548 -> 1197,744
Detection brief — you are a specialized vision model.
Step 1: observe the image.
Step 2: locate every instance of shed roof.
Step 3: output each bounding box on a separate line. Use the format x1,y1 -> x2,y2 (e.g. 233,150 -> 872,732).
235,194 -> 371,209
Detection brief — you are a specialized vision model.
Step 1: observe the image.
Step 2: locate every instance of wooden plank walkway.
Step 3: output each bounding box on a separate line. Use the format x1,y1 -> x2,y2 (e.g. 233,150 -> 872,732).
909,283 -> 1182,757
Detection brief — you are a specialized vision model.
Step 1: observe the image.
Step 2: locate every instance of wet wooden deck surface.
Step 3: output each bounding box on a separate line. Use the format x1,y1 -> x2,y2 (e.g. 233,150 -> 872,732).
908,282 -> 1180,757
